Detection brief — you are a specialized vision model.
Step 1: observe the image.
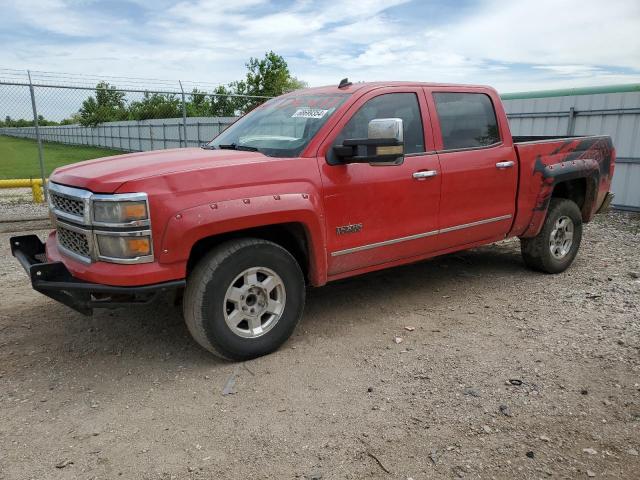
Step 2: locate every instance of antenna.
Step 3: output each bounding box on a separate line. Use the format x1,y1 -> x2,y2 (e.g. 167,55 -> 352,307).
338,78 -> 352,89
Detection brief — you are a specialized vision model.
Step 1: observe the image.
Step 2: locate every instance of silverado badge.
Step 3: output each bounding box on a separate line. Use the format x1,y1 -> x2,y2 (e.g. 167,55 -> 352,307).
336,223 -> 363,235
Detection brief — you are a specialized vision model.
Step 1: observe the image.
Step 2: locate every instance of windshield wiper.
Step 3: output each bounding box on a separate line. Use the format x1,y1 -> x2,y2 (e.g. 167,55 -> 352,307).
217,143 -> 259,152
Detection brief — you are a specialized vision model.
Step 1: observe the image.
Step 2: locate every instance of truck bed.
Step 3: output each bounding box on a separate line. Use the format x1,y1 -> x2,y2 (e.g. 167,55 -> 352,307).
510,135 -> 615,238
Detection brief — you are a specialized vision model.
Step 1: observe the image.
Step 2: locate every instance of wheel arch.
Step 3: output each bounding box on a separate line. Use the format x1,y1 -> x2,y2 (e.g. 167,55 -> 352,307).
550,176 -> 599,221
186,223 -> 312,282
159,193 -> 328,286
519,160 -> 600,238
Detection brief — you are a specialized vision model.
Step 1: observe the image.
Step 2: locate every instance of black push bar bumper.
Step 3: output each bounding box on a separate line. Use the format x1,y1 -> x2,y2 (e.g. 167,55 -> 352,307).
10,234 -> 185,315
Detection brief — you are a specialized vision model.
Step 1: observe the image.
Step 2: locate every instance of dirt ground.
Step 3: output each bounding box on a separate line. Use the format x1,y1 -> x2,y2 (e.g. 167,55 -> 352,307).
0,212 -> 638,479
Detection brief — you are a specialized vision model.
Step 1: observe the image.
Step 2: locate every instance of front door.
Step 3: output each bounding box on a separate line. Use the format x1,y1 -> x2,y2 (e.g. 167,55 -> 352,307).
425,88 -> 518,247
317,88 -> 442,276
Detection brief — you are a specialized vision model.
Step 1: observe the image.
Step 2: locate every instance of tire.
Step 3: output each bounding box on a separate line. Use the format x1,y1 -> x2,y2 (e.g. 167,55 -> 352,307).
183,238 -> 305,360
520,198 -> 583,274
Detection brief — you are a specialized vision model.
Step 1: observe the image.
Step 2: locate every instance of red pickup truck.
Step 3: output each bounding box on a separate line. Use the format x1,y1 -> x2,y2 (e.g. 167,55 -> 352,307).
11,80 -> 615,360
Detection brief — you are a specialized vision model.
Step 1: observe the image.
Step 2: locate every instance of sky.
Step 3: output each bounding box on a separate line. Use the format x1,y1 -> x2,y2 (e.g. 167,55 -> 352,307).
1,0 -> 640,93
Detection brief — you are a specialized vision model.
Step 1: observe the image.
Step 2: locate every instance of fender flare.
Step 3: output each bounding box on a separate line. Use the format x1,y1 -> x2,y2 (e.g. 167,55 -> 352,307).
158,192 -> 328,285
520,158 -> 600,238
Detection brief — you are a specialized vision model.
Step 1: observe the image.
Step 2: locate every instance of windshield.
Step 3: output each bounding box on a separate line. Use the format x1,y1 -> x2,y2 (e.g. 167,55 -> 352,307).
207,93 -> 350,157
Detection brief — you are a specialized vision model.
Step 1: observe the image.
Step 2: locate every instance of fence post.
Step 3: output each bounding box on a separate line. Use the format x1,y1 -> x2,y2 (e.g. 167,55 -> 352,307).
163,123 -> 167,149
567,107 -> 576,136
179,80 -> 188,148
27,70 -> 47,202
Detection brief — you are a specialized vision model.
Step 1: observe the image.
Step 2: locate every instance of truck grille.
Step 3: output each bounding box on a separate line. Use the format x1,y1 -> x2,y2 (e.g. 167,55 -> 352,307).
57,224 -> 91,259
51,192 -> 85,218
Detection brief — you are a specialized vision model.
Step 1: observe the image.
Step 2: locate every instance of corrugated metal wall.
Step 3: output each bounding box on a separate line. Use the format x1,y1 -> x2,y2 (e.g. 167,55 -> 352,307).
502,88 -> 640,211
0,117 -> 237,152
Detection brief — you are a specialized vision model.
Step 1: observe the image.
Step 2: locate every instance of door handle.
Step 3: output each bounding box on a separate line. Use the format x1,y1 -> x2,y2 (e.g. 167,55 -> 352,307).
412,170 -> 437,180
496,161 -> 515,169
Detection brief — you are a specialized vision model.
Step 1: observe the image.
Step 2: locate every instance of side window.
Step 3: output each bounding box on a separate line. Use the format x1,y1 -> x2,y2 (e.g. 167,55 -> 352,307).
433,93 -> 500,150
334,93 -> 425,154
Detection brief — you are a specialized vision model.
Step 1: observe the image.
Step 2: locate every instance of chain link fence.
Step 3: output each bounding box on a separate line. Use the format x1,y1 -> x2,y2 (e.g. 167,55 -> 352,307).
0,69 -> 271,184
5,116 -> 238,152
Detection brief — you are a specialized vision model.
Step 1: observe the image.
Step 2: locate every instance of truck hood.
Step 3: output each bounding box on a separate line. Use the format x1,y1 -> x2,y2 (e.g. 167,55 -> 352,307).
50,147 -> 268,192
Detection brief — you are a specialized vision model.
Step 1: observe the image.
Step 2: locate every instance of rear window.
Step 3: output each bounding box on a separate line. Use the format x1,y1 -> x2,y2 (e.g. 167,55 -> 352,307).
433,93 -> 500,150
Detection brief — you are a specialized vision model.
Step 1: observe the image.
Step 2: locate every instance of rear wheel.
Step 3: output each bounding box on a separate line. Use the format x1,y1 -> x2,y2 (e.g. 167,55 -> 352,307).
183,238 -> 305,360
520,198 -> 583,274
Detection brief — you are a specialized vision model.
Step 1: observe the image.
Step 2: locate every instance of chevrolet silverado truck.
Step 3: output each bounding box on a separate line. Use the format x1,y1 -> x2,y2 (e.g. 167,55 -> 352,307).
10,80 -> 615,360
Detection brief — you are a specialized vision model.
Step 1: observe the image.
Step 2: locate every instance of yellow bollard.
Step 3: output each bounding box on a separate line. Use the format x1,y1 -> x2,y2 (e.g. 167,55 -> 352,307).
0,178 -> 47,204
31,179 -> 44,203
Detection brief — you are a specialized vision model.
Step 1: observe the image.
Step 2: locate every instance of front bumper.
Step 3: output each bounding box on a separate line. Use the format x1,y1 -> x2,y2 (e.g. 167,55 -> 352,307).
10,234 -> 185,315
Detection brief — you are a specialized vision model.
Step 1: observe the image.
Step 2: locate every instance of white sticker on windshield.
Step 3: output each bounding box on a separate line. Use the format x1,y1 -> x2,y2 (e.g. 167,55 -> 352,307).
292,108 -> 329,119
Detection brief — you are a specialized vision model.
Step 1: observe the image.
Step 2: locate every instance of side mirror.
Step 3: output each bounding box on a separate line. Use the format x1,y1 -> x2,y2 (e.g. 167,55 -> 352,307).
333,118 -> 404,164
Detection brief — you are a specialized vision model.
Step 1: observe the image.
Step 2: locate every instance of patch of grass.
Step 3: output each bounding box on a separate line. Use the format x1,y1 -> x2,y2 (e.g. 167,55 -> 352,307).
0,135 -> 125,179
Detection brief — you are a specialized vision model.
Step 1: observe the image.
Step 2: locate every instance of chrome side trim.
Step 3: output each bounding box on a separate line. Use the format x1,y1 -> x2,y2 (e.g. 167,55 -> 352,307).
331,229 -> 439,257
330,214 -> 513,257
436,141 -> 503,155
438,214 -> 513,234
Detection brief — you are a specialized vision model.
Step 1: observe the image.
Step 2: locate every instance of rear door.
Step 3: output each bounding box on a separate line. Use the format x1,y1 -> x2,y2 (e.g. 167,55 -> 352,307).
425,88 -> 518,246
317,88 -> 442,276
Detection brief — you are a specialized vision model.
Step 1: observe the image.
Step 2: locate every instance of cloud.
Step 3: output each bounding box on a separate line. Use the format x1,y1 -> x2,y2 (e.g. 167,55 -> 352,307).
439,0 -> 640,70
0,0 -> 639,92
533,65 -> 604,77
4,0 -> 135,37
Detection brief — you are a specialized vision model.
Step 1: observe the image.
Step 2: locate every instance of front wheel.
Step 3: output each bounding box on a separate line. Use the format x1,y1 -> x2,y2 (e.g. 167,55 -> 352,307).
183,238 -> 305,360
520,198 -> 583,274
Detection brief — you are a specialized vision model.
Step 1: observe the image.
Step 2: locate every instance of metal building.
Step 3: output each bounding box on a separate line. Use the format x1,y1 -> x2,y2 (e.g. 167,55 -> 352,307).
502,84 -> 640,211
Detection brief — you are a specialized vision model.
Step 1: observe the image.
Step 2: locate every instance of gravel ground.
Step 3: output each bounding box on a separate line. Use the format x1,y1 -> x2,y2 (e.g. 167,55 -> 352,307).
0,211 -> 638,479
0,188 -> 49,222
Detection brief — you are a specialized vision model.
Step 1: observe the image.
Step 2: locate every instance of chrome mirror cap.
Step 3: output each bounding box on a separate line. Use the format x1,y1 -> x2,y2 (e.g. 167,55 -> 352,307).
368,118 -> 403,142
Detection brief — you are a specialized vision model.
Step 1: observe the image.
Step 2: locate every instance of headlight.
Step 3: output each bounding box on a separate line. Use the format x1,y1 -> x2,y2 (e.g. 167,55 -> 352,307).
96,233 -> 152,259
93,200 -> 148,224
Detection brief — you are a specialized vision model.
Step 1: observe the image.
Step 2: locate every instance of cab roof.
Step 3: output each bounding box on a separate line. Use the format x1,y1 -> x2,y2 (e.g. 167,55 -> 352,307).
289,81 -> 494,96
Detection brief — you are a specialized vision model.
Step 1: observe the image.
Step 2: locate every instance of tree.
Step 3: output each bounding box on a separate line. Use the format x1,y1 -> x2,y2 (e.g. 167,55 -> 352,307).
60,114 -> 83,125
0,114 -> 60,127
209,85 -> 239,117
233,51 -> 307,112
37,114 -> 59,126
186,89 -> 210,117
185,86 -> 246,117
284,76 -> 308,92
65,51 -> 306,126
128,92 -> 181,120
79,81 -> 128,126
